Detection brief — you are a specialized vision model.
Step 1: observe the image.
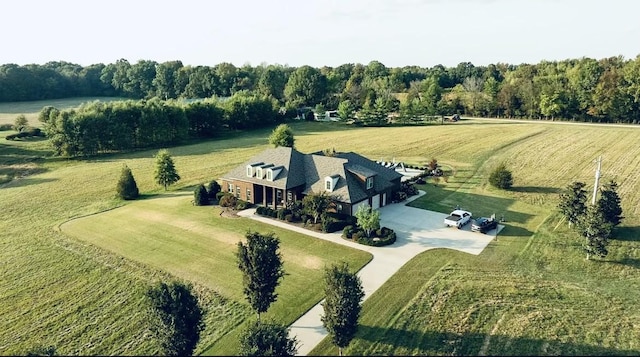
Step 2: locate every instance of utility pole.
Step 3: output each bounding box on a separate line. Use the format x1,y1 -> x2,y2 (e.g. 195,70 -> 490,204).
591,156 -> 602,205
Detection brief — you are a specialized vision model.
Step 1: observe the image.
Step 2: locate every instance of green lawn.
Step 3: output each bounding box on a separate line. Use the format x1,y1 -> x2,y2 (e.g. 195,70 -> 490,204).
2,102 -> 640,356
59,191 -> 372,354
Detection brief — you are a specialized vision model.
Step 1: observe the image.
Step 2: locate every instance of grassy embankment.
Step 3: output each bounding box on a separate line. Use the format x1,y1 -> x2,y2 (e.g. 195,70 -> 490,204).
2,99 -> 640,355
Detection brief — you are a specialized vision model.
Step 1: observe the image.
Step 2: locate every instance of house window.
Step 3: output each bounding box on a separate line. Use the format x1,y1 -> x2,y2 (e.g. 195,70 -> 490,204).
287,191 -> 292,202
266,170 -> 273,181
246,189 -> 251,201
228,183 -> 233,193
366,177 -> 374,189
246,166 -> 252,177
325,179 -> 332,191
256,168 -> 263,179
236,186 -> 241,198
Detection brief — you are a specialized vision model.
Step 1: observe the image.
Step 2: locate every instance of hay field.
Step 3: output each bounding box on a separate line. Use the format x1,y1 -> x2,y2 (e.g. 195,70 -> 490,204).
2,110 -> 640,355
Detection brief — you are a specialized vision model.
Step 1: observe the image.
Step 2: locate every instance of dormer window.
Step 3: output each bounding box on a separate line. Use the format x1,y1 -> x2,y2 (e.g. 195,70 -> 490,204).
246,162 -> 264,178
255,164 -> 273,179
266,166 -> 283,181
325,175 -> 340,192
366,176 -> 374,189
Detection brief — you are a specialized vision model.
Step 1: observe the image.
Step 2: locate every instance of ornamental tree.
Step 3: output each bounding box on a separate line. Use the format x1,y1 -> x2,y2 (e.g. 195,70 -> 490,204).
321,263 -> 364,356
236,231 -> 285,322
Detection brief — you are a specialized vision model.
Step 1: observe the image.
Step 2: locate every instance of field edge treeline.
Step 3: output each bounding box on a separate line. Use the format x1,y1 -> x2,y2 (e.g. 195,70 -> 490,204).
1,56 -> 640,123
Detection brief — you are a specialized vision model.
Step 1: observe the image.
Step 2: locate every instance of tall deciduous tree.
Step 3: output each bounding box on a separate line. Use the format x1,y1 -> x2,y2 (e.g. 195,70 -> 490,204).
597,180 -> 623,227
268,124 -> 295,148
321,263 -> 365,357
236,231 -> 285,322
154,149 -> 180,190
238,320 -> 298,356
354,204 -> 380,238
558,181 -> 588,227
146,281 -> 204,356
284,65 -> 327,107
116,164 -> 139,200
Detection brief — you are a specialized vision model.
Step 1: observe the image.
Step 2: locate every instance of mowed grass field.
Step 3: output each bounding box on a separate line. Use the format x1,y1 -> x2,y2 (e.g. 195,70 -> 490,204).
2,101 -> 640,356
0,97 -> 125,126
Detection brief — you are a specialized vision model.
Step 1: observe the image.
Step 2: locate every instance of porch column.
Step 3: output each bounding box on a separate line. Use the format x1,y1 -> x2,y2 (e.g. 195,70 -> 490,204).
272,187 -> 277,209
262,185 -> 267,207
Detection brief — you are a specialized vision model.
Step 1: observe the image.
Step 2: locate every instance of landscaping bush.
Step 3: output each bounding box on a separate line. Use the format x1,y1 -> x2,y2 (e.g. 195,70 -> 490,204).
219,193 -> 237,208
285,214 -> 294,222
277,209 -> 287,220
270,209 -> 278,218
256,206 -> 265,215
216,191 -> 227,201
324,220 -> 350,233
342,225 -> 354,239
193,184 -> 209,206
235,200 -> 250,210
0,124 -> 14,131
345,225 -> 396,246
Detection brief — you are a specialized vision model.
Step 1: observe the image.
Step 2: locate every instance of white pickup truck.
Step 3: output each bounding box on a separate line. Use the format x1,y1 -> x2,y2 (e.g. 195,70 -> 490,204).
444,209 -> 472,228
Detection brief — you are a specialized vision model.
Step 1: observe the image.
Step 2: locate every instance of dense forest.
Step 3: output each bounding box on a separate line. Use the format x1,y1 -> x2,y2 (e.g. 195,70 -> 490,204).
2,56 -> 640,123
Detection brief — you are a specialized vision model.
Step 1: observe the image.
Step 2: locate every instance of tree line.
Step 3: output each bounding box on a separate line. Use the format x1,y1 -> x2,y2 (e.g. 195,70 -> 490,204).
4,55 -> 640,123
41,93 -> 280,157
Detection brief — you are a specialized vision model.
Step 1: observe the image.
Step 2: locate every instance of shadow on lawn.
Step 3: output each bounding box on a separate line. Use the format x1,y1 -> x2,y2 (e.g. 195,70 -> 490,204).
356,325 -> 640,356
510,186 -> 561,194
613,226 -> 640,242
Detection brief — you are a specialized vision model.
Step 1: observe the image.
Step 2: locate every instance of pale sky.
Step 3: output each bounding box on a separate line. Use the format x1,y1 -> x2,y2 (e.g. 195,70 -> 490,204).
2,0 -> 639,68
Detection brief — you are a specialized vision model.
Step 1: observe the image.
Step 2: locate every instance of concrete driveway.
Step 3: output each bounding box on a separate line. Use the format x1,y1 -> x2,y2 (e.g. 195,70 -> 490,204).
237,191 -> 502,355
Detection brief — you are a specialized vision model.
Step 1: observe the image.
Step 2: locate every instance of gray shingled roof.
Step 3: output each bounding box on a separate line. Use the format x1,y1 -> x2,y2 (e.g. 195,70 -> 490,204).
220,147 -> 306,189
221,148 -> 402,203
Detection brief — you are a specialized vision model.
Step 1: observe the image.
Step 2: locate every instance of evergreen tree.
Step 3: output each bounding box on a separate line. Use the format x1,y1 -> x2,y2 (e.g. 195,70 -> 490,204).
238,320 -> 298,356
154,149 -> 180,190
558,181 -> 588,227
597,180 -> 624,228
207,180 -> 221,200
115,164 -> 139,200
578,205 -> 612,260
146,281 -> 204,356
321,262 -> 364,356
193,184 -> 208,206
489,162 -> 513,189
236,231 -> 285,322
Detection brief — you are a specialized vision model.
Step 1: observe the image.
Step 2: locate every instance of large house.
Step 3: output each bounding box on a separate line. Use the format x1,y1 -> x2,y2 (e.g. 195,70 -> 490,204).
220,147 -> 403,215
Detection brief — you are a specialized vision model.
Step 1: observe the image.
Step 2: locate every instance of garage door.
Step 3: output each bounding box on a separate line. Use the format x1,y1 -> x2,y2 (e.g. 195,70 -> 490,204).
351,200 -> 369,214
371,194 -> 381,209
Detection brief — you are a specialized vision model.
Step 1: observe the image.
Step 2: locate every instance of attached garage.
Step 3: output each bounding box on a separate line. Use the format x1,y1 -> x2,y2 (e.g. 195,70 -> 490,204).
371,194 -> 381,209
351,199 -> 370,215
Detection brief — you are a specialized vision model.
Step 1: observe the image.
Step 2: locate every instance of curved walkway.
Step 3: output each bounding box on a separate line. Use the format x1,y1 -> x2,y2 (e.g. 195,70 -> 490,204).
237,191 -> 499,355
